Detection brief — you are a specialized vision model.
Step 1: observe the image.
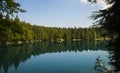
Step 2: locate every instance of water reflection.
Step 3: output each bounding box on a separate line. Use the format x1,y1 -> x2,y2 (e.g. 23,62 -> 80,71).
94,35 -> 120,73
107,37 -> 120,73
0,41 -> 107,73
94,56 -> 116,73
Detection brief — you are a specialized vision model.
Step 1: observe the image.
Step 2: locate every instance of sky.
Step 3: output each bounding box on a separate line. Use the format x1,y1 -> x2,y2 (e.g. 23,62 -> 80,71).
16,0 -> 107,28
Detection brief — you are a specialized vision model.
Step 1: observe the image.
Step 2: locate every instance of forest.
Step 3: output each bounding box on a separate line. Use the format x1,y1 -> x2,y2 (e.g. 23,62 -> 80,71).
0,14 -> 110,44
0,0 -> 120,72
0,0 -> 113,45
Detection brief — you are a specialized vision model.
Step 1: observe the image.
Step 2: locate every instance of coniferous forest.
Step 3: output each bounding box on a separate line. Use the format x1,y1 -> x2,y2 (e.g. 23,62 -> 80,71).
0,0 -> 112,44
1,0 -> 120,73
0,15 -> 110,44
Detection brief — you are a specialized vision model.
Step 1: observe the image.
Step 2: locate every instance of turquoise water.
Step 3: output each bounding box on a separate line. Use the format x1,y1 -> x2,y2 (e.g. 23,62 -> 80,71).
0,41 -> 109,73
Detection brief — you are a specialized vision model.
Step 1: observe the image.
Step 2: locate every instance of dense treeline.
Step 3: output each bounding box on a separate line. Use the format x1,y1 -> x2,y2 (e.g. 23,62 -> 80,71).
0,15 -> 109,44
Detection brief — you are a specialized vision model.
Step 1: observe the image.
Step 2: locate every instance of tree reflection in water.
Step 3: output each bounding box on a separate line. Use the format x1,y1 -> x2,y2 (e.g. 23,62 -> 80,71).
108,36 -> 120,73
0,41 -> 106,73
94,36 -> 120,73
94,56 -> 116,73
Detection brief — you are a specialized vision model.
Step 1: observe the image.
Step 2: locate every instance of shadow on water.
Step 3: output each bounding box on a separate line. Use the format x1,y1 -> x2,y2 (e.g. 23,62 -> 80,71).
0,41 -> 107,73
94,36 -> 120,73
107,36 -> 120,73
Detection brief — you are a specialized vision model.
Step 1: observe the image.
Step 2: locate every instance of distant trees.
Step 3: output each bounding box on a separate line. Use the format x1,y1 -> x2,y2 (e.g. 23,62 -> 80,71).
0,0 -> 110,44
0,15 -> 109,43
0,15 -> 33,43
0,0 -> 26,43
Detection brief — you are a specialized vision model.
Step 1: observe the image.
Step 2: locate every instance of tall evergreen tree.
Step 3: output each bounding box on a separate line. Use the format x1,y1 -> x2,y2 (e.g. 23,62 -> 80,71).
88,0 -> 120,34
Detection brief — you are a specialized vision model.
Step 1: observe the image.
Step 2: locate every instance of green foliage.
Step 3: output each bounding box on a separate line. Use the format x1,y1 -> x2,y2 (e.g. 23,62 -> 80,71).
0,0 -> 110,43
0,16 -> 109,43
88,0 -> 120,37
0,0 -> 26,17
0,15 -> 109,43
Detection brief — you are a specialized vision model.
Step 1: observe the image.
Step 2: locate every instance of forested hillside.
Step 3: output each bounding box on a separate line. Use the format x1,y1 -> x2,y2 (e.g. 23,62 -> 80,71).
0,15 -> 109,44
0,0 -> 111,44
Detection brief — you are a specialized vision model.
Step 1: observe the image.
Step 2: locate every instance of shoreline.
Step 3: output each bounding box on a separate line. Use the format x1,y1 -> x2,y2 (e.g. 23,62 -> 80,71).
0,38 -> 110,45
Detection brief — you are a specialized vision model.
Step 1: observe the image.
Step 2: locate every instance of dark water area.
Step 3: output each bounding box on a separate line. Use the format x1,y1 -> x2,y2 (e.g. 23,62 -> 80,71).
0,41 -> 110,73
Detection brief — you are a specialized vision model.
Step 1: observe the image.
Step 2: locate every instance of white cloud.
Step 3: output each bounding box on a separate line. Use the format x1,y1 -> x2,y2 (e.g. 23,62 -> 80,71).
80,0 -> 112,9
80,0 -> 88,4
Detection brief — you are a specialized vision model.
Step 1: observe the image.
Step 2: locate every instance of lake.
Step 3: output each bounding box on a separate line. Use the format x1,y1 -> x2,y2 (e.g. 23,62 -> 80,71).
0,41 -> 110,73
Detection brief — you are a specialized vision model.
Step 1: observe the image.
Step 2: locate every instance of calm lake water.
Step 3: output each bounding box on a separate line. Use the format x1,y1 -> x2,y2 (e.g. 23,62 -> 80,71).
0,41 -> 109,73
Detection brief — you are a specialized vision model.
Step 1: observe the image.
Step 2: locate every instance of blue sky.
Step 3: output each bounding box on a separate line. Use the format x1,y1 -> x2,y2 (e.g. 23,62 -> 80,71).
16,0 -> 103,28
